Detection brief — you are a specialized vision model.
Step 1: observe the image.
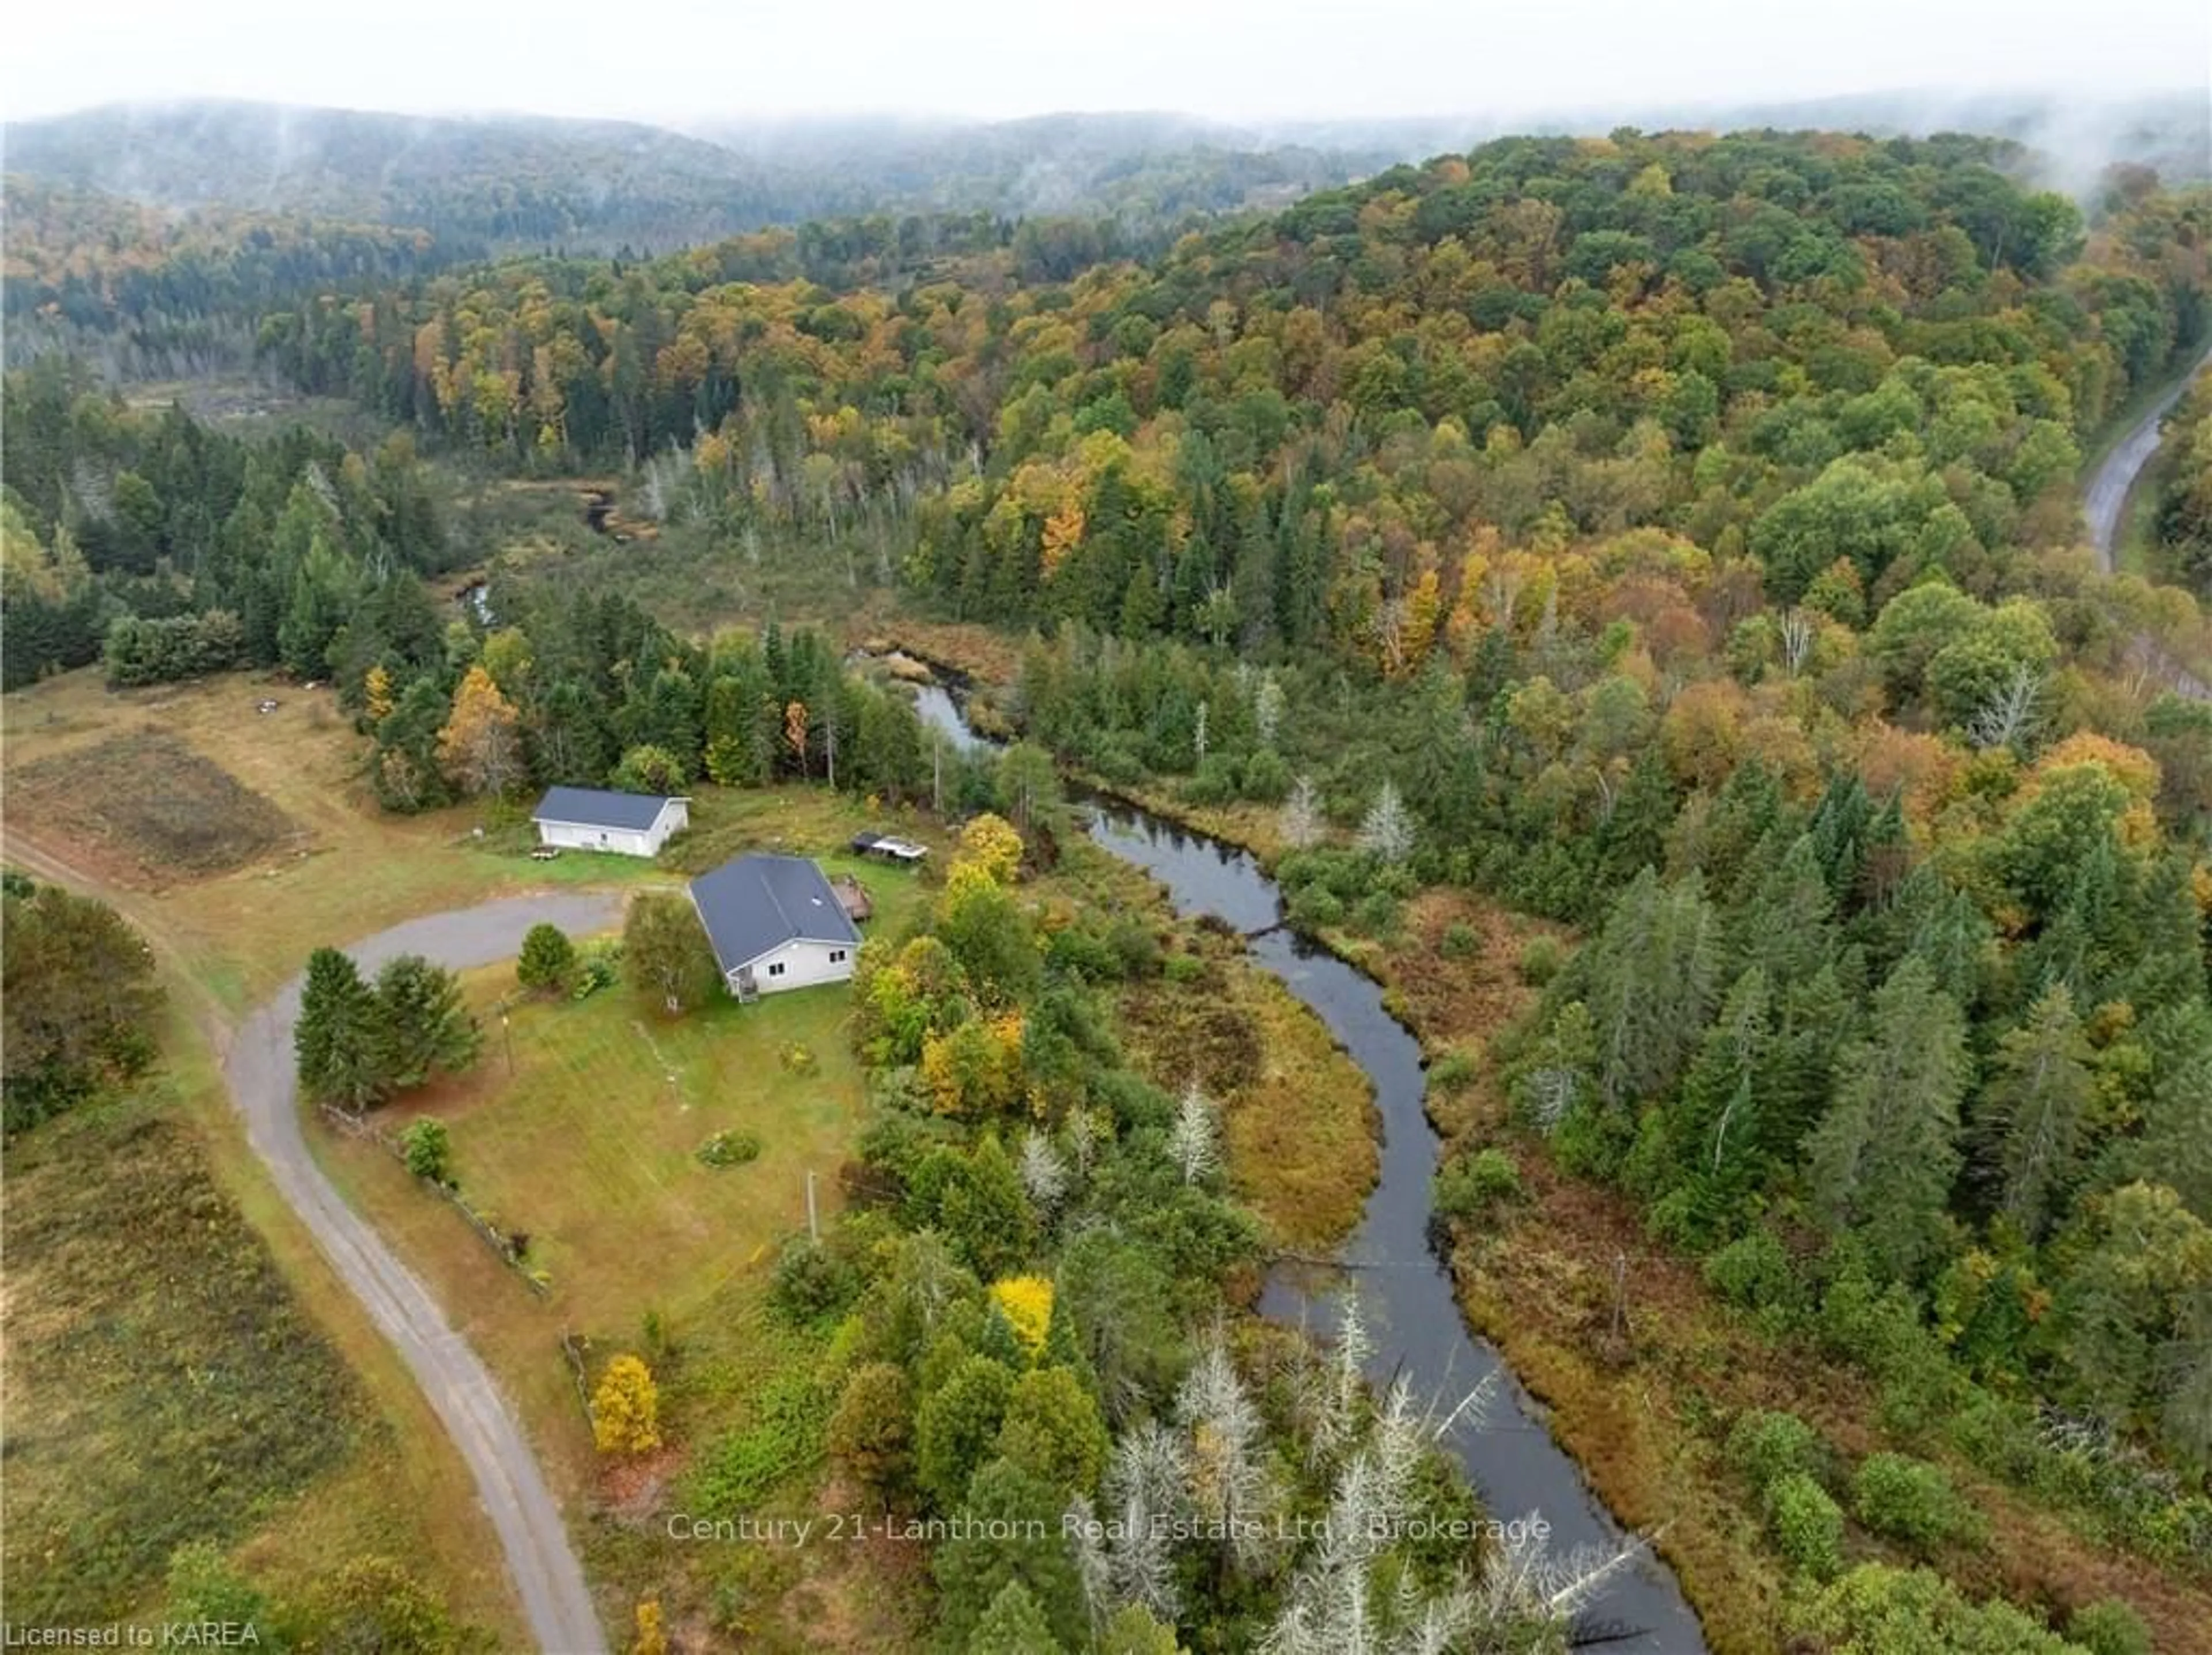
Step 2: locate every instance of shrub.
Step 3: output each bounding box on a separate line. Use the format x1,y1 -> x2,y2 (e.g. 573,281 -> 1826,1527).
1851,1453 -> 1978,1552
2068,1598 -> 2152,1655
1434,1147 -> 1522,1225
397,1118 -> 453,1186
1351,889 -> 1402,938
1044,924 -> 1119,982
1517,935 -> 1566,985
1703,1226 -> 1801,1315
570,940 -> 621,999
1427,1050 -> 1478,1095
611,743 -> 691,794
1439,921 -> 1481,959
770,1236 -> 859,1325
1240,747 -> 1292,803
1766,1471 -> 1844,1578
696,1130 -> 762,1169
590,1355 -> 662,1455
1285,885 -> 1345,931
1162,952 -> 1206,984
516,923 -> 575,993
1728,1409 -> 1825,1491
1106,917 -> 1160,978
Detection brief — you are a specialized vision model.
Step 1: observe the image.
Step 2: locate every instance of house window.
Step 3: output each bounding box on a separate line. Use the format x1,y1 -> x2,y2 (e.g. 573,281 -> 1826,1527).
830,949 -> 847,964
767,962 -> 786,978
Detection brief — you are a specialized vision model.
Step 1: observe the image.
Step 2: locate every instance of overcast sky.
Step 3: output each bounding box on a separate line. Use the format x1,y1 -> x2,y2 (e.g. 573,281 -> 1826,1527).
4,0 -> 2206,127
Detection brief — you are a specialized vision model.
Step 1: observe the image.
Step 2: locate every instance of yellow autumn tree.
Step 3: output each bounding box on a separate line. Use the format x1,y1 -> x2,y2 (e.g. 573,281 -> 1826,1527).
785,699 -> 810,777
590,1355 -> 662,1455
956,813 -> 1024,885
437,665 -> 524,797
989,1276 -> 1055,1356
363,664 -> 394,724
919,1012 -> 1025,1116
1397,566 -> 1444,676
1040,497 -> 1086,578
630,1600 -> 666,1655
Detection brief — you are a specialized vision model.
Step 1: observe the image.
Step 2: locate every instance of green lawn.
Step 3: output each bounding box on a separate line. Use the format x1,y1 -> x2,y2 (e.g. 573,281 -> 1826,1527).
319,848 -> 929,1478
396,979 -> 874,1326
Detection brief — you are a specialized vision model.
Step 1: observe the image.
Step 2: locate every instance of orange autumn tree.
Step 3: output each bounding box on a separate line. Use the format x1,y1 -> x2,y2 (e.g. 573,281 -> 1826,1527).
436,665 -> 524,797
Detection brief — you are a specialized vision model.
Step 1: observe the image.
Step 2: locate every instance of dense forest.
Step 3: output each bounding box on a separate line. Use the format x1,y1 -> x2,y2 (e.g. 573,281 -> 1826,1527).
7,116 -> 2212,1650
0,357 -> 450,688
1,177 -> 473,376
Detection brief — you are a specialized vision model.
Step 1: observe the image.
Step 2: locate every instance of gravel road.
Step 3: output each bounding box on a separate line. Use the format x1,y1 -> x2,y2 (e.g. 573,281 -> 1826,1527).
224,892 -> 622,1655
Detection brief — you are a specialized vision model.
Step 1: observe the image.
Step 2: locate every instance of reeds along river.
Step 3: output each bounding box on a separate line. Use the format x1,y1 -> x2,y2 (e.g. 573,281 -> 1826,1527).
907,681 -> 1708,1653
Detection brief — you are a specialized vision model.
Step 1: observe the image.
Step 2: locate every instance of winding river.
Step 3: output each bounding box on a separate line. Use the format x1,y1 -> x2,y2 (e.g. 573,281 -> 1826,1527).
909,684 -> 1707,1652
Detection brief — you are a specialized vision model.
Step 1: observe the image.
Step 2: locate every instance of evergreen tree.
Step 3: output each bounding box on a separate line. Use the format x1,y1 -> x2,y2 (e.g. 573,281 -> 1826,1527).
1977,986 -> 2092,1241
965,1580 -> 1066,1655
2131,1000 -> 2212,1221
372,954 -> 481,1089
295,946 -> 387,1111
517,923 -> 577,994
932,1457 -> 1085,1649
1585,870 -> 1722,1109
1806,958 -> 1968,1282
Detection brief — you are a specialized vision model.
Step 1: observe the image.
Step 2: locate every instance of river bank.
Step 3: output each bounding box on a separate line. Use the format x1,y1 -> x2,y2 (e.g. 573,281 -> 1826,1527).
867,635 -> 2212,1652
894,660 -> 1712,1652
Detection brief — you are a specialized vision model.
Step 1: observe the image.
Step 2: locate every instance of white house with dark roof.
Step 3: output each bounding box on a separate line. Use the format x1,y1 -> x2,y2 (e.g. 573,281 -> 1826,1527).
688,853 -> 862,1000
531,786 -> 690,857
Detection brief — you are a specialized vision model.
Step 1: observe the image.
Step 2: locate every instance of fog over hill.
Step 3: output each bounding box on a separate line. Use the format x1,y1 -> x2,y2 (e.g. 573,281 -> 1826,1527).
3,89 -> 2203,257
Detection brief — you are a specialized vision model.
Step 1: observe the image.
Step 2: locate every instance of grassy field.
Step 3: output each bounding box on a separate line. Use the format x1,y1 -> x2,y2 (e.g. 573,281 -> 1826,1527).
1,1052 -> 518,1639
312,859 -> 935,1647
1,669 -> 675,1012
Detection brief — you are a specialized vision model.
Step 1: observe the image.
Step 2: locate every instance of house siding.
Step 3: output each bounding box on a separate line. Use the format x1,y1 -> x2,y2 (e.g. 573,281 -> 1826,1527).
731,938 -> 856,996
535,799 -> 688,857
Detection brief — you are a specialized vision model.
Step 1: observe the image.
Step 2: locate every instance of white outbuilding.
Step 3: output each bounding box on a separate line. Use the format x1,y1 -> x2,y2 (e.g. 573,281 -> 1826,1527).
688,853 -> 863,1001
530,786 -> 690,857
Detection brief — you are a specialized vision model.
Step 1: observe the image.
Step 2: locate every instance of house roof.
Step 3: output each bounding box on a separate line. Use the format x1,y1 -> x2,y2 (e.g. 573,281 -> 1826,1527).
688,854 -> 862,975
532,786 -> 679,832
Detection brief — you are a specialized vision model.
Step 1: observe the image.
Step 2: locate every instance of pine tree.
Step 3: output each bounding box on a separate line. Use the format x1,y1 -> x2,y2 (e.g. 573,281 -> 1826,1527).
373,955 -> 481,1089
2132,1001 -> 2212,1221
295,946 -> 388,1111
1737,834 -> 1838,988
1661,966 -> 1774,1228
1585,870 -> 1722,1109
966,1580 -> 1065,1655
1978,986 -> 2092,1241
1806,957 -> 1968,1282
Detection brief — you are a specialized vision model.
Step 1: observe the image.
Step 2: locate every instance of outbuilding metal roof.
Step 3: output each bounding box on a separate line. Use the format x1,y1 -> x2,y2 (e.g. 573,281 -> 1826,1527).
532,786 -> 677,832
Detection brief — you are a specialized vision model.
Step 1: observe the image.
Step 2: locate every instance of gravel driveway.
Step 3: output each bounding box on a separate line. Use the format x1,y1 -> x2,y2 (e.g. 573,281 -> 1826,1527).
224,892 -> 622,1655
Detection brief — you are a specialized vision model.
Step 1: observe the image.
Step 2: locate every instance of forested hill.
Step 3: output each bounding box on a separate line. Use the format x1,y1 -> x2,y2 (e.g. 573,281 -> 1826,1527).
0,101 -> 1383,253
